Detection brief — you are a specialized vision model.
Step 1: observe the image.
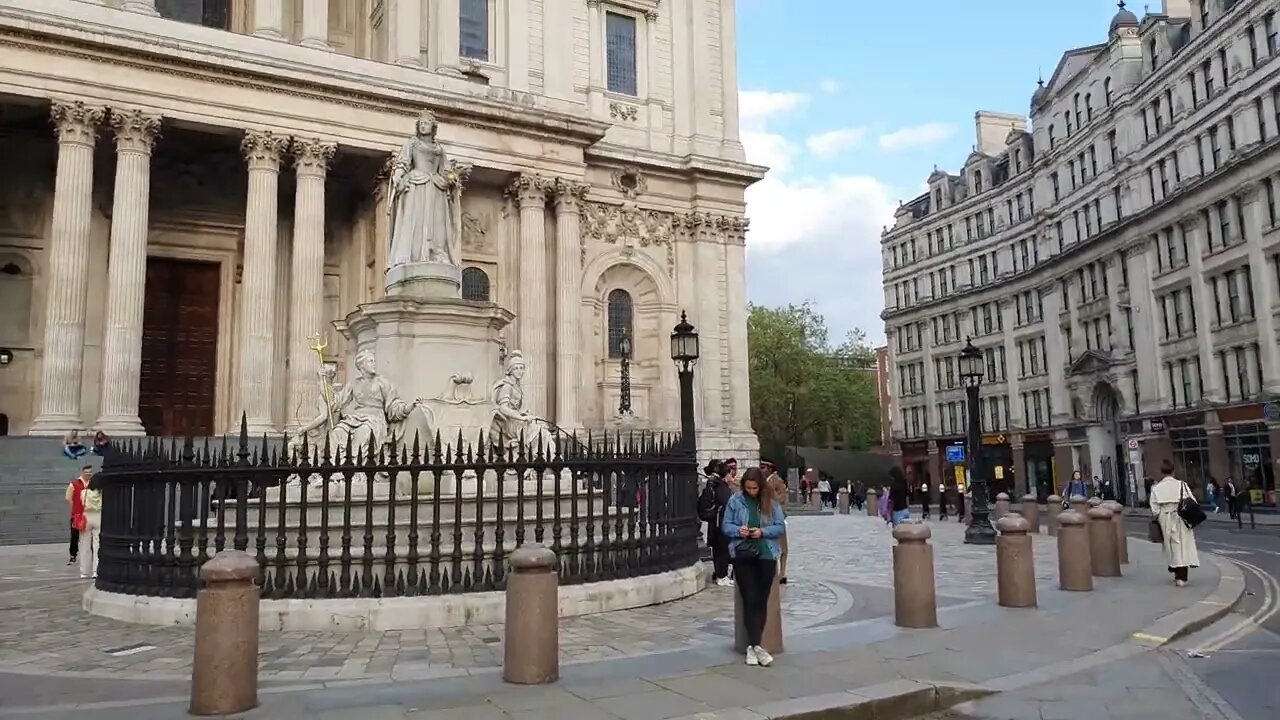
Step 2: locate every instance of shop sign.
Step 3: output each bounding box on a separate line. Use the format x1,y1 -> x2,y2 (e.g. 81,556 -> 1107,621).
1242,453 -> 1261,468
945,444 -> 965,463
981,433 -> 1007,446
1149,418 -> 1166,432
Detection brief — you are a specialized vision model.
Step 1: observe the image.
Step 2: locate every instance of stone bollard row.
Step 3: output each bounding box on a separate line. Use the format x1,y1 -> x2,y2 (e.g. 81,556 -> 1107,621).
1046,495 -> 1062,536
994,492 -> 1011,519
190,551 -> 261,716
996,514 -> 1036,608
892,522 -> 938,628
1103,499 -> 1128,565
1088,504 -> 1121,578
838,487 -> 851,514
734,573 -> 784,654
1020,493 -> 1040,534
1056,510 -> 1093,592
504,544 -> 559,685
866,488 -> 879,517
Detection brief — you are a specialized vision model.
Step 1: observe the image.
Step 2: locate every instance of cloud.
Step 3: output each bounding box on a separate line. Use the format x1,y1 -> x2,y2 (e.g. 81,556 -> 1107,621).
878,122 -> 956,152
819,78 -> 840,94
739,94 -> 897,344
805,127 -> 868,159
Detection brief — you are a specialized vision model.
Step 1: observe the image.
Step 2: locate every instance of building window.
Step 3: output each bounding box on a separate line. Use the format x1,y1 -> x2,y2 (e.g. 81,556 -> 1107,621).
606,288 -> 633,358
460,0 -> 491,61
605,12 -> 639,96
1104,77 -> 1113,106
1268,12 -> 1279,55
156,0 -> 229,29
461,267 -> 491,301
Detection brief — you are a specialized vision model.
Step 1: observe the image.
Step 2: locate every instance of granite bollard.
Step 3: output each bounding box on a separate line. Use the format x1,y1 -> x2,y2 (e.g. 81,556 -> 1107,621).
190,550 -> 260,716
892,522 -> 938,628
503,544 -> 559,684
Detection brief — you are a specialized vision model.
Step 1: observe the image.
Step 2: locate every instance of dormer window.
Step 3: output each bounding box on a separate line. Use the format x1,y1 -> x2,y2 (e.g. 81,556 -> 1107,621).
1014,148 -> 1023,172
934,188 -> 943,208
1149,38 -> 1159,70
974,170 -> 983,193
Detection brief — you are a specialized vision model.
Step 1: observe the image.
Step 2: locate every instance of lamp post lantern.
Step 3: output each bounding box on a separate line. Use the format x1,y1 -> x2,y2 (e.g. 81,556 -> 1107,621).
670,311 -> 699,449
960,337 -> 997,545
618,331 -> 633,415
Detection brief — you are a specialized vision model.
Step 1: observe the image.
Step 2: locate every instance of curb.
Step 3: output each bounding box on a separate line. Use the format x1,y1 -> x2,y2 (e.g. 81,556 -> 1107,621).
671,680 -> 992,720
1129,552 -> 1247,648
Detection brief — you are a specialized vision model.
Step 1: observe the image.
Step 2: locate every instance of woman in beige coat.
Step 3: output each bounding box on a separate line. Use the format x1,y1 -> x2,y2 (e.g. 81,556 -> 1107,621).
1149,460 -> 1200,587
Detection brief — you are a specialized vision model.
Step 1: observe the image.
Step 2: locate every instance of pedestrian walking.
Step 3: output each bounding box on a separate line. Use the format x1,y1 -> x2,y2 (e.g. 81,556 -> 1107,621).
1223,477 -> 1238,519
1064,471 -> 1088,504
1149,460 -> 1202,587
722,468 -> 785,667
79,475 -> 103,579
817,477 -> 832,508
64,466 -> 92,567
1204,478 -> 1219,513
888,467 -> 911,526
698,460 -> 734,586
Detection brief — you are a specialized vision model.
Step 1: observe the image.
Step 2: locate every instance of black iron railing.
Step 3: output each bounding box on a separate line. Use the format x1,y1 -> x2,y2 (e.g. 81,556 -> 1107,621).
94,416 -> 700,599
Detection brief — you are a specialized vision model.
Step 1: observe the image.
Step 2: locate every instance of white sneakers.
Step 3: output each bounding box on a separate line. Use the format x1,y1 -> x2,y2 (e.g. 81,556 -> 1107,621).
716,576 -> 735,587
744,645 -> 774,667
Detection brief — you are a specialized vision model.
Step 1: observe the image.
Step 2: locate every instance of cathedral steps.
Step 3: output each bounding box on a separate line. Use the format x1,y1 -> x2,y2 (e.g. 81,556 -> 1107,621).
0,438 -> 104,546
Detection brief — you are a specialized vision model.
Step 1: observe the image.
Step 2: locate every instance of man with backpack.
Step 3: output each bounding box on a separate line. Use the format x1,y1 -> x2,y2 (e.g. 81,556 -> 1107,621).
698,459 -> 734,586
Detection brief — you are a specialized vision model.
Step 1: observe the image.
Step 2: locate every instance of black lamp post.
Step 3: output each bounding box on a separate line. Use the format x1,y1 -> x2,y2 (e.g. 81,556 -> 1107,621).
618,331 -> 633,415
670,311 -> 699,450
960,337 -> 997,545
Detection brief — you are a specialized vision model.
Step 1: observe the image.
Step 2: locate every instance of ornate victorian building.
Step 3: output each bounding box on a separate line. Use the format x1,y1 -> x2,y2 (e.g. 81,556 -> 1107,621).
0,0 -> 761,461
881,0 -> 1280,506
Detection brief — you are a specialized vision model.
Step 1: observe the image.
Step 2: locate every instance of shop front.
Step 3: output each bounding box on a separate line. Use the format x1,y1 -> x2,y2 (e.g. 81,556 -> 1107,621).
1162,411 -> 1209,494
899,440 -> 929,490
980,433 -> 1013,500
1224,422 -> 1276,507
1022,432 -> 1055,501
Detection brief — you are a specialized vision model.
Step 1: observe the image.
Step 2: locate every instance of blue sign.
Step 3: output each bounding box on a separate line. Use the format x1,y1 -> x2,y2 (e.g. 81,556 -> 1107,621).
946,444 -> 965,463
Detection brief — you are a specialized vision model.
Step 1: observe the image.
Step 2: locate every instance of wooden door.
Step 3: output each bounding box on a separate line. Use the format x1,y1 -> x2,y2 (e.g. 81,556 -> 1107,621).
139,258 -> 221,436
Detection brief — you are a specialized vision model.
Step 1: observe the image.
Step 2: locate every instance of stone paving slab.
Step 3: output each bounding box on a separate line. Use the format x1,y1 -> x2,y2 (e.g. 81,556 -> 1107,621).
0,513 -> 1232,719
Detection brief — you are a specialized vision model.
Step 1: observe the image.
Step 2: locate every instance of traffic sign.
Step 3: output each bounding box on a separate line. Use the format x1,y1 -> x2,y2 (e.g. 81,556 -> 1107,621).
1126,438 -> 1139,450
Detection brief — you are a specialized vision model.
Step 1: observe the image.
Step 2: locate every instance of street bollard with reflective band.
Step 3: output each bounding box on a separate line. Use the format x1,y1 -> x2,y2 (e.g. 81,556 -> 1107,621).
996,514 -> 1036,608
838,487 -> 850,514
892,522 -> 938,628
866,488 -> 879,517
503,544 -> 559,684
190,550 -> 260,716
1020,493 -> 1040,534
994,492 -> 1011,519
1088,505 -> 1121,578
1056,510 -> 1093,592
1102,499 -> 1128,565
1046,495 -> 1062,536
734,572 -> 784,654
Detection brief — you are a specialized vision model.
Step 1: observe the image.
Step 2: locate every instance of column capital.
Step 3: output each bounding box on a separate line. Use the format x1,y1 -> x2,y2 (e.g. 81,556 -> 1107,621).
241,129 -> 289,171
108,109 -> 161,154
50,100 -> 105,146
551,178 -> 589,213
292,138 -> 336,177
508,173 -> 551,206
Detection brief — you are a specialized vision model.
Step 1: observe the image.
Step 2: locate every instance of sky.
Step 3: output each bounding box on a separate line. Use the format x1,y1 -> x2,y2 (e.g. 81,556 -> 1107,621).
738,0 -> 1131,347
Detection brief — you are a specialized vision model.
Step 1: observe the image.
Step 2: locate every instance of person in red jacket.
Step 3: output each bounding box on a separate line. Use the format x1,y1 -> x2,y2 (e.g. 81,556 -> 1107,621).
64,466 -> 91,566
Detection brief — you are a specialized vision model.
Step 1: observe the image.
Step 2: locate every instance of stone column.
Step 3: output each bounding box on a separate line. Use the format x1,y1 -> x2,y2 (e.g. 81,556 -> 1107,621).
392,0 -> 423,66
551,179 -> 586,430
512,174 -> 550,417
724,221 -> 752,431
435,0 -> 462,75
1184,219 -> 1222,401
1128,243 -> 1163,411
95,109 -> 161,436
694,217 -> 725,431
29,101 -> 105,436
251,0 -> 284,39
1041,283 -> 1070,423
237,130 -> 289,435
1000,300 -> 1021,425
1242,184 -> 1280,391
286,138 -> 335,432
299,0 -> 330,49
120,0 -> 157,14
1105,257 -> 1126,354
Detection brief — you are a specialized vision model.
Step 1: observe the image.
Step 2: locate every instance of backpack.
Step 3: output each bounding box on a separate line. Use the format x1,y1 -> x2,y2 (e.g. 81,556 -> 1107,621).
697,482 -> 720,522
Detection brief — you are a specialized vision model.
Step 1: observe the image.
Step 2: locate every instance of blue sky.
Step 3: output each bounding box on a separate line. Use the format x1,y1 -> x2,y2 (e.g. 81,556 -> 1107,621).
738,0 -> 1131,346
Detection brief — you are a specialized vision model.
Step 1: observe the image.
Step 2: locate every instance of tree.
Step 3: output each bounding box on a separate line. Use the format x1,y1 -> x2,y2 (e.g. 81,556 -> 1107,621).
748,302 -> 881,461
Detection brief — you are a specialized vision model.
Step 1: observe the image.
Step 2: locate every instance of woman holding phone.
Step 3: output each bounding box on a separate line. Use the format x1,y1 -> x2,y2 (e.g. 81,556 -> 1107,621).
722,467 -> 787,667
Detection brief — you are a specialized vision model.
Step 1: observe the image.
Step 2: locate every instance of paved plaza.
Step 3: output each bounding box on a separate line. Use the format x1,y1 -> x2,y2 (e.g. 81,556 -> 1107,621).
0,513 -> 1242,719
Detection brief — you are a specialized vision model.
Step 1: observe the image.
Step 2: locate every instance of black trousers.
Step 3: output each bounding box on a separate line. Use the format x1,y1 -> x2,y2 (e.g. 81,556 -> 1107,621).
733,556 -> 778,647
69,518 -> 79,559
709,526 -> 731,579
1169,566 -> 1189,581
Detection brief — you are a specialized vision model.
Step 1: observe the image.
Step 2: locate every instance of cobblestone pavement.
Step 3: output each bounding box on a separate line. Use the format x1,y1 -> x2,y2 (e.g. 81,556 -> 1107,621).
0,515 -> 993,683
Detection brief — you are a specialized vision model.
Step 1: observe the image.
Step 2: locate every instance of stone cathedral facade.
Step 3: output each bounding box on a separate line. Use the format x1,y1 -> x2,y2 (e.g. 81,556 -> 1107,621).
0,0 -> 760,461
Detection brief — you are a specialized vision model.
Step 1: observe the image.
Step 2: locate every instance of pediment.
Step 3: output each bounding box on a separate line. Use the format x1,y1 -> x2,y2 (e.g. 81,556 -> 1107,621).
1067,349 -> 1113,376
1005,128 -> 1028,145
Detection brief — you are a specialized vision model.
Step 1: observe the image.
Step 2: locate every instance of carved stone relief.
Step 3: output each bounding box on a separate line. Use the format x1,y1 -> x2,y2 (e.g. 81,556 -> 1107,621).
610,167 -> 647,199
460,189 -> 503,258
581,200 -> 676,276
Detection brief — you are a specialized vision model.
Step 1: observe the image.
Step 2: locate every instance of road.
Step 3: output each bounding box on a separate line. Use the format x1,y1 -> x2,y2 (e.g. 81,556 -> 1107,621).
1125,515 -> 1280,720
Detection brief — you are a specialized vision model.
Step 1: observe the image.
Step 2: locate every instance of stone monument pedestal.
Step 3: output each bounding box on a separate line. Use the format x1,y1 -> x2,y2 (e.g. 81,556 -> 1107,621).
385,262 -> 462,300
338,295 -> 514,444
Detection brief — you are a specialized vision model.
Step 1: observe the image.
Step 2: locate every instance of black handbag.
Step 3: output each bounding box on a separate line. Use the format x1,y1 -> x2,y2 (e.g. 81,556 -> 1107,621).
1177,483 -> 1207,529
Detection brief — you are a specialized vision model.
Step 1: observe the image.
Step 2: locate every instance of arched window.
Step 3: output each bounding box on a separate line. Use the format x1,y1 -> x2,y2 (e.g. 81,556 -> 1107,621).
1084,93 -> 1093,121
461,267 -> 491,301
1104,77 -> 1113,106
606,288 -> 633,358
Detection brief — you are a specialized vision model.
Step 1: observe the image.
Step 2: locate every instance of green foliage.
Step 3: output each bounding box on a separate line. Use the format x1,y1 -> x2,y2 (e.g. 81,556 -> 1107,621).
747,302 -> 881,457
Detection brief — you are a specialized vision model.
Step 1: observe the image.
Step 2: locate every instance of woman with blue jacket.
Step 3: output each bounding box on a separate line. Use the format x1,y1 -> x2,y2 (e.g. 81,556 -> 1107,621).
721,467 -> 787,667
